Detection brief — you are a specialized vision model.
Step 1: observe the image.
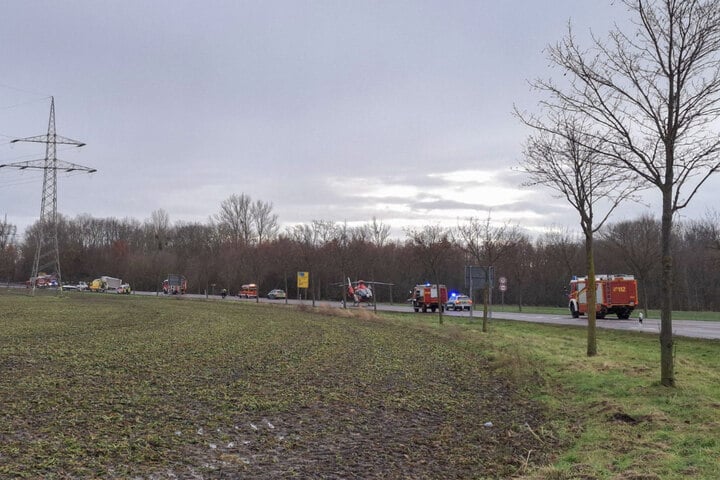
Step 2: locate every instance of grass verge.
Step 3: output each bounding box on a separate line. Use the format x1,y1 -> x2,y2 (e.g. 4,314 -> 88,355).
394,311 -> 720,479
491,304 -> 720,321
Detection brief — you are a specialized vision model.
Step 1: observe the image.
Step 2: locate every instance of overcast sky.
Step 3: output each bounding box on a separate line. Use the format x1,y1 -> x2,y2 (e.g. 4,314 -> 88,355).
1,1 -> 718,241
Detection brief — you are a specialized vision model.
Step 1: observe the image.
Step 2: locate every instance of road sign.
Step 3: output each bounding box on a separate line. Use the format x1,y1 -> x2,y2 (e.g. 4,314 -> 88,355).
465,266 -> 493,290
499,276 -> 507,286
297,271 -> 309,289
499,284 -> 507,292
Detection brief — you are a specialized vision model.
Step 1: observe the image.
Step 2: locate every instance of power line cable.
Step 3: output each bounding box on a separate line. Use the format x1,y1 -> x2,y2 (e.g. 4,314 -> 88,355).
0,82 -> 50,98
0,96 -> 52,111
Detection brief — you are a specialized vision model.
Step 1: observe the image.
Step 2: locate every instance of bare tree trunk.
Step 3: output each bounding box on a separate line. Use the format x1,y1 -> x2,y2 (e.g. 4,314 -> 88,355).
585,234 -> 597,357
311,270 -> 316,307
660,190 -> 675,386
436,273 -> 443,325
482,285 -> 489,332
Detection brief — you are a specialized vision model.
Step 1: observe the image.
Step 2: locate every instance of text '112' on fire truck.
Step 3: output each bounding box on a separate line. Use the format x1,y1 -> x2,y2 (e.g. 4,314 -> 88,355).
568,274 -> 639,320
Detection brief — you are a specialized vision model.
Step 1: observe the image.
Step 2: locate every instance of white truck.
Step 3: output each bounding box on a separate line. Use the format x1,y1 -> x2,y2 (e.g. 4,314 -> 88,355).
101,276 -> 122,291
89,276 -> 123,293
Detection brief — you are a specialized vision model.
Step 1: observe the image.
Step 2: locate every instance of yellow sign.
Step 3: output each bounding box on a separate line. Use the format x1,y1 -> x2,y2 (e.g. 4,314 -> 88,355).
297,271 -> 309,289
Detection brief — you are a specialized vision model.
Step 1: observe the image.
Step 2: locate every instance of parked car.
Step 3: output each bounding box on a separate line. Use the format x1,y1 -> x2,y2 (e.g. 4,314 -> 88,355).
62,281 -> 88,291
446,294 -> 472,311
267,289 -> 286,300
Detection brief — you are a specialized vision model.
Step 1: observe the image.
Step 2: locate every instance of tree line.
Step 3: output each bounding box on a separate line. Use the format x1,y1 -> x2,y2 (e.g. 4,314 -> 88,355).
2,197 -> 719,312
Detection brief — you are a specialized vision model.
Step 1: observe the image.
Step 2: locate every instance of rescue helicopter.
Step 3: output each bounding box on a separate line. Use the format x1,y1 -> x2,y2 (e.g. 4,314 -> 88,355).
337,277 -> 394,308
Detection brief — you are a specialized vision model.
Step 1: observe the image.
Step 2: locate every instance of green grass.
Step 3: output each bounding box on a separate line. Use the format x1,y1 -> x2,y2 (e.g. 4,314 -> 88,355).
2,291 -> 719,478
492,303 -> 720,321
394,311 -> 720,479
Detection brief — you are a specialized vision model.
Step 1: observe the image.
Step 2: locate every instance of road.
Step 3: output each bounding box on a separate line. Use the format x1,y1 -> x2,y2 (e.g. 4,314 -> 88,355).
137,290 -> 720,341
476,310 -> 720,340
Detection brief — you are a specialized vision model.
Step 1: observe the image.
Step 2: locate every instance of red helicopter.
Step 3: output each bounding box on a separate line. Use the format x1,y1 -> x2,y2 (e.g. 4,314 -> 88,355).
339,277 -> 394,307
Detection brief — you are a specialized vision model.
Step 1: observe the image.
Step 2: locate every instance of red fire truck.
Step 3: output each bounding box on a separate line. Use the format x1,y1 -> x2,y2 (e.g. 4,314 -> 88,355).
26,273 -> 57,288
568,274 -> 639,320
411,284 -> 448,313
162,274 -> 187,295
238,283 -> 258,298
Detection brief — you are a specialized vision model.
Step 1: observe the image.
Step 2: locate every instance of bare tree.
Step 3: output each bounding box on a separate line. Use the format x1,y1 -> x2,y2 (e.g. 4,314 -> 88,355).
530,0 -> 720,385
172,221 -> 219,294
363,216 -> 391,248
215,194 -> 253,246
505,232 -> 534,312
286,221 -> 329,306
0,215 -> 17,283
601,215 -> 661,318
312,220 -> 338,245
0,215 -> 16,247
456,214 -> 521,333
702,209 -> 720,252
251,199 -> 279,245
148,209 -> 171,251
406,224 -> 453,324
672,218 -> 719,309
519,116 -> 636,356
538,228 -> 583,285
330,222 -> 353,308
144,209 -> 175,292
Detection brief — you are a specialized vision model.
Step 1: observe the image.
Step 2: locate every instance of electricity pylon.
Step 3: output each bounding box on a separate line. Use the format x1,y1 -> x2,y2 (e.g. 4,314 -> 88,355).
0,96 -> 96,294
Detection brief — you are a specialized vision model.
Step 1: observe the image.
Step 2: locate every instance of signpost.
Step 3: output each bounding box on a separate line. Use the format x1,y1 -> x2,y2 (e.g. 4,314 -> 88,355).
465,266 -> 494,319
297,271 -> 309,300
498,276 -> 507,309
465,266 -> 494,290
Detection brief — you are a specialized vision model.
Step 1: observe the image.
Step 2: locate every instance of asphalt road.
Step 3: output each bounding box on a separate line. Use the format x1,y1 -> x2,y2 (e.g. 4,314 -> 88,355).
137,290 -> 720,341
8,284 -> 720,340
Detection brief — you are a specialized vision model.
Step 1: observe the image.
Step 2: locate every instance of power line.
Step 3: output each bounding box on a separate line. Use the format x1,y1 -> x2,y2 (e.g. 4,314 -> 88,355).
0,96 -> 52,111
0,96 -> 97,294
0,82 -> 50,98
0,175 -> 43,189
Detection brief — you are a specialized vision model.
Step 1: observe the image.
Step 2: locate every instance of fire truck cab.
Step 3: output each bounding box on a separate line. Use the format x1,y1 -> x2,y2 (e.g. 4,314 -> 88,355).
569,274 -> 638,320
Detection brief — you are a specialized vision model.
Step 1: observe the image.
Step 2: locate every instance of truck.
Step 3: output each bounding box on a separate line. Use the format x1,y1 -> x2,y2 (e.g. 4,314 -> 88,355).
238,283 -> 258,298
26,273 -> 57,288
162,274 -> 187,294
89,276 -> 123,293
568,274 -> 639,320
410,284 -> 448,313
